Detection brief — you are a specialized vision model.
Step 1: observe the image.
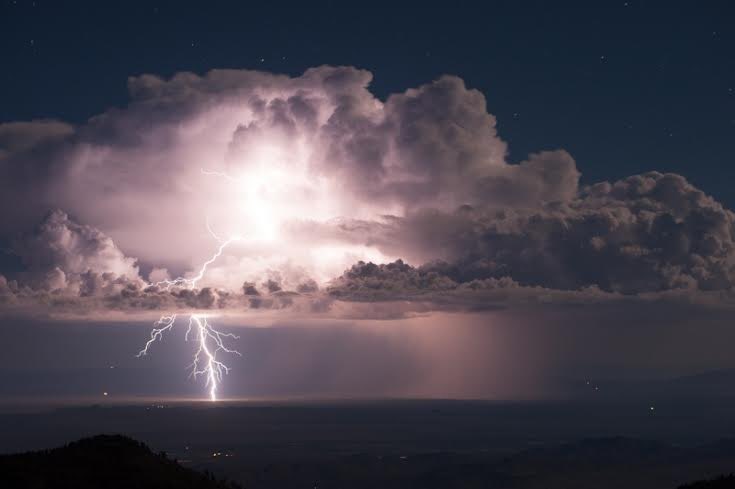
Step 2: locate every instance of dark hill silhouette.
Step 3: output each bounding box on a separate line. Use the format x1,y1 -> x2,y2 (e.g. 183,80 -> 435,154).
0,434 -> 240,489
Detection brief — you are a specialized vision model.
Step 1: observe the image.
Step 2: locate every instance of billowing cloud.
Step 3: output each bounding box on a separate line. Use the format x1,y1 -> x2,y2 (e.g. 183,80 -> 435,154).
0,211 -> 321,317
12,209 -> 142,292
346,172 -> 735,295
0,66 -> 733,317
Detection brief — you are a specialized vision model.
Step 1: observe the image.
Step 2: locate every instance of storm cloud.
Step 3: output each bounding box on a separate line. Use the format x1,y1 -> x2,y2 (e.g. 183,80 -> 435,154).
0,66 -> 733,317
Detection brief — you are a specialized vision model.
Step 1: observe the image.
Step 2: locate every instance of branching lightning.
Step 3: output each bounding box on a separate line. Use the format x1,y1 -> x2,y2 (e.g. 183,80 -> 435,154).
152,235 -> 242,290
136,160 -> 388,400
137,162 -> 300,400
137,223 -> 242,401
186,315 -> 241,401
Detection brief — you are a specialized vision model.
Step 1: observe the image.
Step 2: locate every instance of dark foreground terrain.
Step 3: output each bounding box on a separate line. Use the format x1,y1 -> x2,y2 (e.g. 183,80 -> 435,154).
3,400 -> 735,488
2,434 -> 735,489
0,435 -> 240,489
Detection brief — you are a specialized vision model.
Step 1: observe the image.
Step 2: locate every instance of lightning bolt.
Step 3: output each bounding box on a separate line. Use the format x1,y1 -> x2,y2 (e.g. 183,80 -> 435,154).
201,168 -> 237,182
137,225 -> 242,401
152,235 -> 241,290
186,314 -> 241,401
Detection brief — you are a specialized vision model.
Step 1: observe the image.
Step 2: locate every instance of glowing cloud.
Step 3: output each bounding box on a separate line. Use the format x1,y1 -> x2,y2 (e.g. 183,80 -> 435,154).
1,67 -> 734,316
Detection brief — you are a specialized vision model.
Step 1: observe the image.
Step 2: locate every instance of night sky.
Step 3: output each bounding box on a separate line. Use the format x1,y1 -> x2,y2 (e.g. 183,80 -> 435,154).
1,1 -> 735,403
2,1 -> 734,206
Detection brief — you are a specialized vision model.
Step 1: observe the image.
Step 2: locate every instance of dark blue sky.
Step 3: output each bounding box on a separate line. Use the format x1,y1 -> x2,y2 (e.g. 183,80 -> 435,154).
1,0 -> 733,206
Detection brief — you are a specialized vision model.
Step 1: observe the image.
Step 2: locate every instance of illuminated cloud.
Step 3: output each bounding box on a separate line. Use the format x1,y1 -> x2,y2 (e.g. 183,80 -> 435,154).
3,209 -> 142,299
0,66 -> 733,317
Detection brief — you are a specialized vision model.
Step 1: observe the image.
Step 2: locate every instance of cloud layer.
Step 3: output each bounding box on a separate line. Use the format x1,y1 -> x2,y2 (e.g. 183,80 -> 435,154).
0,66 -> 733,316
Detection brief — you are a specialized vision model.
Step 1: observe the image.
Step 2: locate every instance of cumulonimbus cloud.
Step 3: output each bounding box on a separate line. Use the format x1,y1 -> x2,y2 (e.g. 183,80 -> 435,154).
0,66 -> 733,317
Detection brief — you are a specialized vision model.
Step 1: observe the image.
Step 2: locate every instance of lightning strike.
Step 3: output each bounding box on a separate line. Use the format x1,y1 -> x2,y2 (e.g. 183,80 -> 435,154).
153,234 -> 242,291
137,229 -> 242,401
186,315 -> 241,401
201,168 -> 237,182
137,161 -> 383,400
